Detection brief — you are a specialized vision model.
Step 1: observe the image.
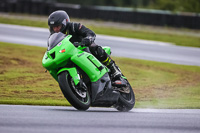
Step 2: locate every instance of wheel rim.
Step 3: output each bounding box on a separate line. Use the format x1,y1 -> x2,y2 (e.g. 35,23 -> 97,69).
71,78 -> 86,98
69,78 -> 89,104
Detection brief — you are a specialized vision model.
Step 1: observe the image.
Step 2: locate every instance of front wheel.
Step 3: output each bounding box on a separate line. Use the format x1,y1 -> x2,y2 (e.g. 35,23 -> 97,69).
58,71 -> 91,110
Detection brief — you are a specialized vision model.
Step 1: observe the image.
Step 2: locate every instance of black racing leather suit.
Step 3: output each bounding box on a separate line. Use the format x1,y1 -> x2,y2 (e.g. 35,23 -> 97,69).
62,22 -> 109,62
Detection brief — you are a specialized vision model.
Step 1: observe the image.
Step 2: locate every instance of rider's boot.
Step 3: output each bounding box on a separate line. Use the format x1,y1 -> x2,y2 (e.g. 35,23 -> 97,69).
102,57 -> 122,79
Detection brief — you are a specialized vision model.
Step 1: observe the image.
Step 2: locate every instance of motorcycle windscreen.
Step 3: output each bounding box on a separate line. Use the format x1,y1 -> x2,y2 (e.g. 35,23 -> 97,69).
47,32 -> 66,51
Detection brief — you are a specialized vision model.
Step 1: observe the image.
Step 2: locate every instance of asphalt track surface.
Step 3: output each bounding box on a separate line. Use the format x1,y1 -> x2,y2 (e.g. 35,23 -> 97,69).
1,105 -> 200,133
0,24 -> 200,66
1,24 -> 200,133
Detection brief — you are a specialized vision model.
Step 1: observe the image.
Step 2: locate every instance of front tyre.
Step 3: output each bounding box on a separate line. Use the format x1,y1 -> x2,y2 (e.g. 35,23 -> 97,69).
58,71 -> 91,111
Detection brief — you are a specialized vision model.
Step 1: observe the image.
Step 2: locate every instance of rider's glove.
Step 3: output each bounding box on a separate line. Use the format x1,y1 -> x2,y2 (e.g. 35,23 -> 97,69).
81,36 -> 95,46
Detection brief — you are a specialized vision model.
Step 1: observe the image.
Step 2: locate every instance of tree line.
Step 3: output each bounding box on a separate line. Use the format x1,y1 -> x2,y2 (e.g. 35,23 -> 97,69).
57,0 -> 200,13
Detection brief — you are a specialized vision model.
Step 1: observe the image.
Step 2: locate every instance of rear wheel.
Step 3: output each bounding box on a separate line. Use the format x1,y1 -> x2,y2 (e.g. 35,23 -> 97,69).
58,71 -> 91,110
114,82 -> 135,112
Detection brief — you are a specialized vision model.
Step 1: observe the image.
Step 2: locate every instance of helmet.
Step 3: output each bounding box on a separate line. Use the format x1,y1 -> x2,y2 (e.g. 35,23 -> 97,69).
48,10 -> 70,34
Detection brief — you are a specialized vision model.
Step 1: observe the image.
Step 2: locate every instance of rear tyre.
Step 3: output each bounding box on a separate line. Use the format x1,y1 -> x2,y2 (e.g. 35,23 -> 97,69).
58,71 -> 91,110
114,82 -> 135,112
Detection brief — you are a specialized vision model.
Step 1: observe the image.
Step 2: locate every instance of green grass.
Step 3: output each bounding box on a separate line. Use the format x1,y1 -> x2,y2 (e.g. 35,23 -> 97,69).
0,15 -> 199,47
0,16 -> 47,28
1,42 -> 200,108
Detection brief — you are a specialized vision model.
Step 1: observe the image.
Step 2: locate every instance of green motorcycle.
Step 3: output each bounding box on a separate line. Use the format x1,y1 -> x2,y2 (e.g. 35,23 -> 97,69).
42,32 -> 135,111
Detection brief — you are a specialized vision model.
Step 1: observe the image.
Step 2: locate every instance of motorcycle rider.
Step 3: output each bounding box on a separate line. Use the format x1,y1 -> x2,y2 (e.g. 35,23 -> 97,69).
48,10 -> 122,79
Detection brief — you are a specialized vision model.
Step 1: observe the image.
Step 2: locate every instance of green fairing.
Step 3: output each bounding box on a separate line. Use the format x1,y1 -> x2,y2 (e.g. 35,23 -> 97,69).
49,70 -> 58,81
71,52 -> 107,82
42,35 -> 77,70
102,46 -> 111,55
42,34 -> 108,85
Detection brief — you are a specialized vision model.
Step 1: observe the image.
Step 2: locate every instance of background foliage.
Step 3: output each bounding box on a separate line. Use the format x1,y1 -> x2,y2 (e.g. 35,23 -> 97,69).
57,0 -> 200,13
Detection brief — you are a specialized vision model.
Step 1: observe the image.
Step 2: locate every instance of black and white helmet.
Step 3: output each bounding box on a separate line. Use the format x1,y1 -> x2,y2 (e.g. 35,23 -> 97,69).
48,10 -> 70,34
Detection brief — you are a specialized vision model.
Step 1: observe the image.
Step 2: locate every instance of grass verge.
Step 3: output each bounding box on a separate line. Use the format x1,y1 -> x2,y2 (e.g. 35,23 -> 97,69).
1,42 -> 200,108
0,14 -> 199,47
